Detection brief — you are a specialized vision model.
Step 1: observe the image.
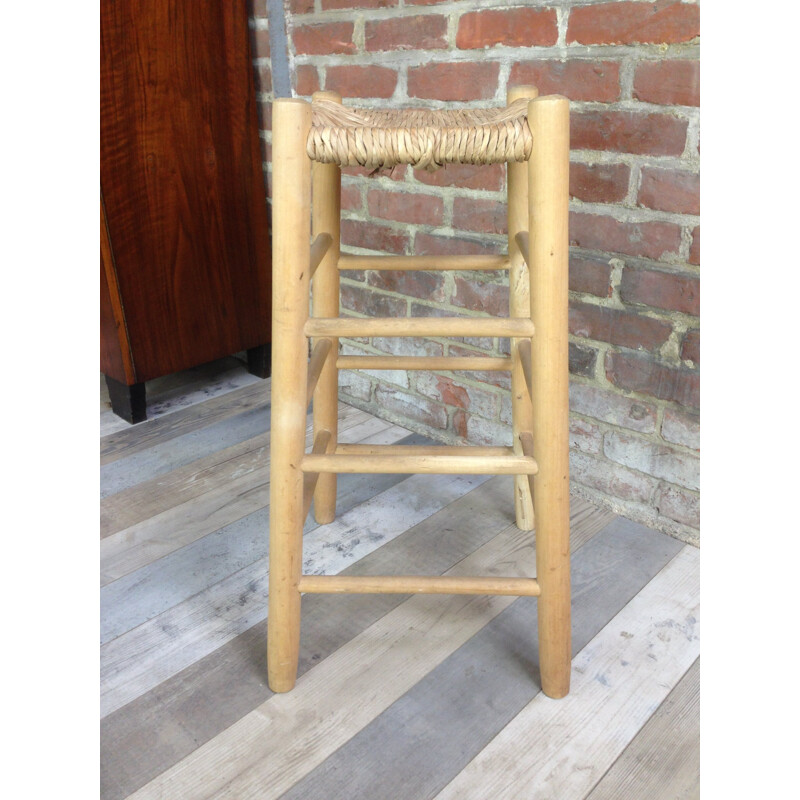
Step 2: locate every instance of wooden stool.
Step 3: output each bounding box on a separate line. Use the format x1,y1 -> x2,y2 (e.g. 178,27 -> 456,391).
268,87 -> 571,698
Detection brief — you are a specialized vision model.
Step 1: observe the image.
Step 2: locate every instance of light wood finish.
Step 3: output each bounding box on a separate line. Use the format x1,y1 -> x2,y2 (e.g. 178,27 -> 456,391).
305,338 -> 333,408
308,233 -> 333,280
302,451 -> 538,475
311,91 -> 342,526
337,355 -> 513,371
299,574 -> 541,596
267,98 -> 313,693
306,316 -> 534,339
302,430 -> 332,522
517,338 -> 533,397
507,85 -> 537,532
514,231 -> 530,267
338,254 -> 509,271
529,95 -> 572,699
336,444 -> 511,456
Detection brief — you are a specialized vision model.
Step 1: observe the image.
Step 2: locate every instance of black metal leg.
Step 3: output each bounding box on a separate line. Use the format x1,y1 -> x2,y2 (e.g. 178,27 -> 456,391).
246,344 -> 272,379
105,375 -> 147,424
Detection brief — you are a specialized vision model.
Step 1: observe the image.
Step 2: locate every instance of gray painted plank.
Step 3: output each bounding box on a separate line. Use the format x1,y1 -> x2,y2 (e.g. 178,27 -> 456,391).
100,432 -> 432,643
99,476 -> 525,800
585,658 -> 700,800
278,518 -> 685,800
100,402 -> 271,498
101,379 -> 268,464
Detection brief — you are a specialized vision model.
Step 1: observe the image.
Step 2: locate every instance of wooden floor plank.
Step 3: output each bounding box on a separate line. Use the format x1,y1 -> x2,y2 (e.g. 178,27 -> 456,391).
101,379 -> 269,464
278,518 -> 683,800
125,513 -> 672,800
100,414 -> 400,584
585,658 -> 700,800
100,472 -> 489,717
100,404 -> 367,537
100,403 -> 271,498
433,545 -> 700,800
100,476 -> 520,800
100,358 -> 260,438
100,431 -> 427,643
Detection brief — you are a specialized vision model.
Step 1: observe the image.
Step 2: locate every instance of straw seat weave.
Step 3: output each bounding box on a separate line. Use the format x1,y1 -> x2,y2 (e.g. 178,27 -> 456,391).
307,98 -> 533,172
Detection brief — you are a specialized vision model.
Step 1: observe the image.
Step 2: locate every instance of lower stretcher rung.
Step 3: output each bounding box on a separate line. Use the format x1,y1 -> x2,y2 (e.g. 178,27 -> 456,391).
298,574 -> 541,597
301,446 -> 538,475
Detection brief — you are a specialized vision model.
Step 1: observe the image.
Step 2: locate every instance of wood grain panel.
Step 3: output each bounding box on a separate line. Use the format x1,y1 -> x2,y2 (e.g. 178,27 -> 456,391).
100,0 -> 271,383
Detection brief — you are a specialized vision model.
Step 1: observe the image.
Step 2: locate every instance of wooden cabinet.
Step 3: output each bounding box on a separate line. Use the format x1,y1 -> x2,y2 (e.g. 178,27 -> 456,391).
100,0 -> 271,422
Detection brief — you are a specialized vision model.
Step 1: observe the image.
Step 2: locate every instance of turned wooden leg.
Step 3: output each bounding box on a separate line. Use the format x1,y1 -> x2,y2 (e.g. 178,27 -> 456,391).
105,375 -> 146,424
310,90 -> 342,525
507,84 -> 538,532
529,95 -> 572,699
267,98 -> 312,693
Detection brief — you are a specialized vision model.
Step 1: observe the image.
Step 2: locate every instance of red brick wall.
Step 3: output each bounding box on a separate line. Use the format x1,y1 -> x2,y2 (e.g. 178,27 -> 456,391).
250,0 -> 700,543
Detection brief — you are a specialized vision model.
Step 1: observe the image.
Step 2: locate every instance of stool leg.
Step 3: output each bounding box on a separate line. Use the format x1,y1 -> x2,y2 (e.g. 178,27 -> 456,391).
528,95 -> 571,699
268,98 -> 313,693
507,85 -> 538,532
311,90 -> 342,525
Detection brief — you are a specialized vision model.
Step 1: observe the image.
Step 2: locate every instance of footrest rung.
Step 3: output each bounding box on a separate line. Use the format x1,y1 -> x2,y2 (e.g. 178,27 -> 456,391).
305,317 -> 534,339
338,254 -> 510,271
298,574 -> 541,596
302,446 -> 538,475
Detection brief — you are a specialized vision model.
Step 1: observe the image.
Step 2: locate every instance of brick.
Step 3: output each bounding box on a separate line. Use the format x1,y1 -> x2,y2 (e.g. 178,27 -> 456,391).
570,301 -> 672,351
254,64 -> 272,95
258,101 -> 272,133
570,212 -> 682,260
322,0 -> 397,9
452,276 -> 510,317
453,198 -> 508,235
570,382 -> 657,433
408,62 -> 500,101
634,59 -> 700,107
570,162 -> 630,203
620,266 -> 699,315
341,219 -> 409,254
289,0 -> 314,12
567,1 -> 700,45
605,430 -> 699,490
467,414 -> 512,447
689,226 -> 700,265
406,0 -> 449,4
294,65 -> 320,96
341,184 -> 362,212
253,27 -> 271,59
417,374 -> 498,420
661,408 -> 700,450
570,417 -> 603,454
605,350 -> 699,409
414,232 -> 502,256
326,66 -> 398,99
343,165 -> 407,182
656,484 -> 700,528
292,22 -> 355,55
413,162 -> 504,191
367,269 -> 446,301
638,167 -> 699,215
680,329 -> 699,365
572,110 -> 688,156
367,188 -> 443,225
509,60 -> 620,103
374,384 -> 448,429
457,8 -> 558,49
371,336 -> 443,358
570,450 -> 658,504
340,283 -> 407,317
338,370 -> 373,401
365,15 -> 447,51
569,342 -> 598,377
569,253 -> 613,297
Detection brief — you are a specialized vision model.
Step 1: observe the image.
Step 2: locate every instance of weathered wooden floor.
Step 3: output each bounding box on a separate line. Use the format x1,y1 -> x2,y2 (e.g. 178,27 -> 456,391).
100,357 -> 700,800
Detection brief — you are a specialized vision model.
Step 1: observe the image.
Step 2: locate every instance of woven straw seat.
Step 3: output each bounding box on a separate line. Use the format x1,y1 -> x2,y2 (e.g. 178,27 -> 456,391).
307,98 -> 533,172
